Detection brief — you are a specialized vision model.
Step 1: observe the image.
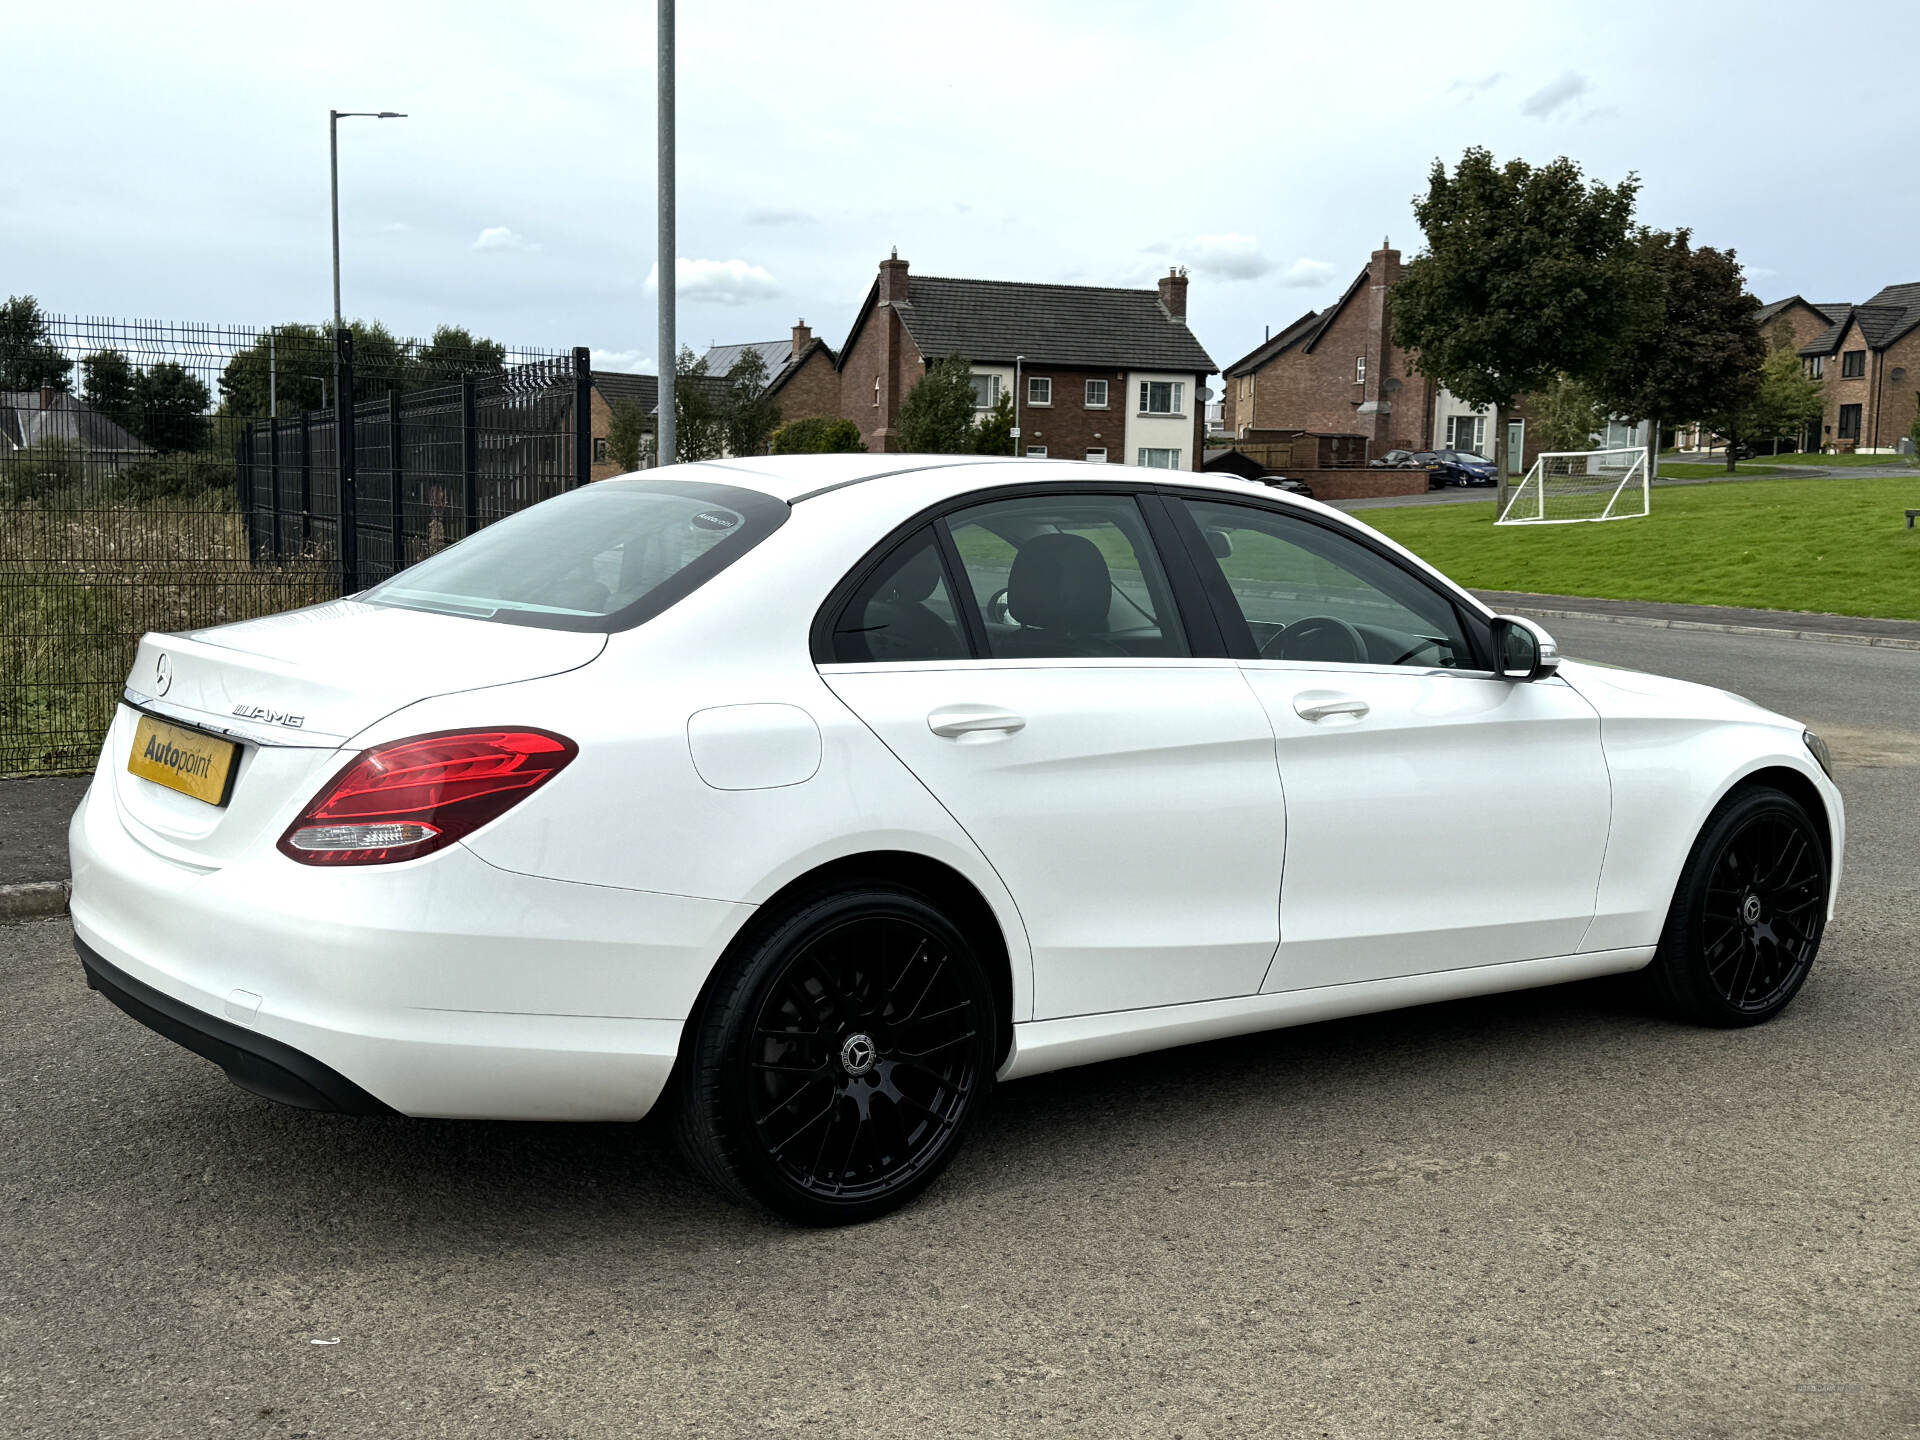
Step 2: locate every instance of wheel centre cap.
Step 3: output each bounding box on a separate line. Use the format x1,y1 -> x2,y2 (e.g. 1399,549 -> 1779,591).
839,1032 -> 878,1077
1741,894 -> 1764,925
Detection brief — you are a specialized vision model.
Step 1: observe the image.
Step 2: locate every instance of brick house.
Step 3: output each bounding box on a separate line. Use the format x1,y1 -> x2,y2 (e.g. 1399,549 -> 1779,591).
835,252 -> 1215,468
1797,283 -> 1920,453
1223,241 -> 1659,474
699,321 -> 842,433
585,371 -> 658,480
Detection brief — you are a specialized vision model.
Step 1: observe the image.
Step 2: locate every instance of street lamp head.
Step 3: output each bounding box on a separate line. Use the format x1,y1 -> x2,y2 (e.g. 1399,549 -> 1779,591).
376,112 -> 406,119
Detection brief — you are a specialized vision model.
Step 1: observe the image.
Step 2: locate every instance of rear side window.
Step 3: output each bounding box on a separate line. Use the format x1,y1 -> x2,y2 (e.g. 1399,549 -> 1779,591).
829,529 -> 969,663
364,479 -> 787,632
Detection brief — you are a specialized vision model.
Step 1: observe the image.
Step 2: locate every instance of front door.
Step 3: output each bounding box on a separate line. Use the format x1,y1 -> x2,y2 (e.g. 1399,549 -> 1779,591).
1172,494 -> 1613,993
1506,419 -> 1527,475
819,493 -> 1286,1020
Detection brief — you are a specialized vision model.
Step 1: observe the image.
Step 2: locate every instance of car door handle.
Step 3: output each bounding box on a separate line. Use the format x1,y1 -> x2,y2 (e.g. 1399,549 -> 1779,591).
927,705 -> 1027,739
1293,692 -> 1370,723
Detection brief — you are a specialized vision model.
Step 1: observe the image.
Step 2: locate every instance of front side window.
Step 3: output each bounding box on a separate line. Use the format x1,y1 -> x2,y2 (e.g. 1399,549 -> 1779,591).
1355,355 -> 1367,385
828,529 -> 968,664
1028,376 -> 1052,406
365,479 -> 787,632
1085,447 -> 1107,463
1139,380 -> 1184,414
1841,350 -> 1866,379
1181,498 -> 1473,669
1086,378 -> 1109,408
945,494 -> 1187,659
1446,414 -> 1485,451
872,376 -> 881,407
1026,445 -> 1047,457
1137,447 -> 1181,469
1806,354 -> 1825,379
1838,403 -> 1863,439
970,373 -> 1001,410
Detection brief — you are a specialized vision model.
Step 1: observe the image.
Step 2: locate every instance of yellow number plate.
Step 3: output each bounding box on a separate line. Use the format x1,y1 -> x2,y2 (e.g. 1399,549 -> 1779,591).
128,714 -> 240,807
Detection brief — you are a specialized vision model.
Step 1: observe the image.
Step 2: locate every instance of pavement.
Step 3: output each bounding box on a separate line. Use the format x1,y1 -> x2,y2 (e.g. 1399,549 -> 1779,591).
3,616 -> 1919,1437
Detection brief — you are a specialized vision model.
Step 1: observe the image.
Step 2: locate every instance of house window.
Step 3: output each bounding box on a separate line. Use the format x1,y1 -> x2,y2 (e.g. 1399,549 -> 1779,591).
1085,447 -> 1107,463
1446,414 -> 1486,452
593,437 -> 609,463
1806,355 -> 1825,379
970,373 -> 1001,410
1138,380 -> 1184,415
1028,377 -> 1051,406
1841,350 -> 1866,379
1239,375 -> 1252,400
1838,403 -> 1863,440
1085,379 -> 1109,408
1355,355 -> 1367,386
1025,445 -> 1047,458
1137,447 -> 1181,469
872,376 -> 881,408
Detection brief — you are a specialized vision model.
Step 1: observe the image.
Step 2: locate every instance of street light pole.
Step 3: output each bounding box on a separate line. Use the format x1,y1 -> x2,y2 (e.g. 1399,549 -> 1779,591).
656,0 -> 676,467
328,110 -> 406,332
1013,355 -> 1023,456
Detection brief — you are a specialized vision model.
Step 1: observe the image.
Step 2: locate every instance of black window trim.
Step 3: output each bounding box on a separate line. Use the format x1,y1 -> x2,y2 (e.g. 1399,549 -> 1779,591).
809,480 -> 1226,665
1156,485 -> 1499,673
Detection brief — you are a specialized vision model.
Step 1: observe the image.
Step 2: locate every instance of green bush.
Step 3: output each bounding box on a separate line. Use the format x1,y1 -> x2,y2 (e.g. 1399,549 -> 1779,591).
770,416 -> 867,454
111,452 -> 238,507
0,438 -> 84,504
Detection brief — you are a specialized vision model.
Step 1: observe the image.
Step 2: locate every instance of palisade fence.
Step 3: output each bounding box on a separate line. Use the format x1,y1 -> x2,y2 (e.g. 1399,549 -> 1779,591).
1,317 -> 596,774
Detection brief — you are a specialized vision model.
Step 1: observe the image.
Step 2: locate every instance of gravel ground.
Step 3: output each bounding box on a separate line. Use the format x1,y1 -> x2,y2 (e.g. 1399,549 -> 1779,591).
2,619 -> 1915,1439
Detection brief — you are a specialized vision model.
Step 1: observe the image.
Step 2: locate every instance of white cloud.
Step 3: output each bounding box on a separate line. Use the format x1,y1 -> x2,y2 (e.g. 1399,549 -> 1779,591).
472,226 -> 541,252
379,221 -> 410,233
591,348 -> 653,373
1186,233 -> 1274,281
1281,257 -> 1337,288
644,257 -> 781,306
1521,71 -> 1590,118
744,206 -> 814,227
1445,71 -> 1504,102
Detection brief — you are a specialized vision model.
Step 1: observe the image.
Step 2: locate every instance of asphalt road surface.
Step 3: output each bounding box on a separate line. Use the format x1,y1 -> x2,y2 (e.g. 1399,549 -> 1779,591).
3,620 -> 1916,1439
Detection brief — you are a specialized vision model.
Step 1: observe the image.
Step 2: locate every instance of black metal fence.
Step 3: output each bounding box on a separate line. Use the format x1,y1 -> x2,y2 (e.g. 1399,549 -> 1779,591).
1,315 -> 597,774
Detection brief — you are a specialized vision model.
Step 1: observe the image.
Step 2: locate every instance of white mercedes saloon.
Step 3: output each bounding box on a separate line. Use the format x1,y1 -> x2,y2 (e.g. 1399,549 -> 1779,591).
72,455 -> 1844,1224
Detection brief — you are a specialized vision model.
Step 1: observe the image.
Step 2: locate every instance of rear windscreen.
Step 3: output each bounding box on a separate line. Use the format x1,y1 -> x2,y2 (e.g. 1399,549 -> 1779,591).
363,478 -> 788,632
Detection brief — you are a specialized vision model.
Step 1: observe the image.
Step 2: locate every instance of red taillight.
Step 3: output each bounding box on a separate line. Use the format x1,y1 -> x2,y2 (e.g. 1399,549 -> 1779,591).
278,728 -> 577,866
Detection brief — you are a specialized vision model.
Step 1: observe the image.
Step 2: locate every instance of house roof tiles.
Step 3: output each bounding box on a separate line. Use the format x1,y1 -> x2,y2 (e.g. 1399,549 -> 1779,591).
881,275 -> 1215,374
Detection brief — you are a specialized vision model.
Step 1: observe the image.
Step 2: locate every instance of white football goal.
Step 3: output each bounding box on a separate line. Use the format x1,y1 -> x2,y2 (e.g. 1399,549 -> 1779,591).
1497,447 -> 1650,525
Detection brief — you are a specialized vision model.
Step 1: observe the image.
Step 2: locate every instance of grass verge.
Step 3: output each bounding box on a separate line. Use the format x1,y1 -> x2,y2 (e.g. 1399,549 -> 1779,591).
1361,474 -> 1920,620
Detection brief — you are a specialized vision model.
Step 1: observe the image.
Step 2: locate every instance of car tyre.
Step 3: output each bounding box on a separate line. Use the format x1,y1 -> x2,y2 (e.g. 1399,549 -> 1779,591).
673,885 -> 997,1225
1645,785 -> 1828,1027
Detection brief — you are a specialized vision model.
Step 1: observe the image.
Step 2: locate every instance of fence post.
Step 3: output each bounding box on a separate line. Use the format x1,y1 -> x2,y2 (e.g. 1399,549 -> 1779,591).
388,388 -> 403,580
299,412 -> 312,545
573,346 -> 593,488
236,424 -> 256,560
335,327 -> 358,594
460,374 -> 479,537
268,417 -> 284,560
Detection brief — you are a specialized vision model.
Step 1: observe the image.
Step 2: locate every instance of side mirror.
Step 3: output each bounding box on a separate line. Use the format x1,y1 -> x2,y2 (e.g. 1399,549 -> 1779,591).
1489,614 -> 1560,682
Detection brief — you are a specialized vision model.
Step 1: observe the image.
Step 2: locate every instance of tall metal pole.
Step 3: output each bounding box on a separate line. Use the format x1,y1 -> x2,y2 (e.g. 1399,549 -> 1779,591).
329,111 -> 343,332
656,0 -> 676,467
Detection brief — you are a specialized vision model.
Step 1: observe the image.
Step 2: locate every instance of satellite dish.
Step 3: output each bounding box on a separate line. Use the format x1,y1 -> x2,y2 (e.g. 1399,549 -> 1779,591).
1383,377 -> 1403,394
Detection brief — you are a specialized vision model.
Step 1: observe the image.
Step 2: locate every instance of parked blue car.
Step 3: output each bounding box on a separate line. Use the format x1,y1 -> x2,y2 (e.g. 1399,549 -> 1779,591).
1425,449 -> 1498,488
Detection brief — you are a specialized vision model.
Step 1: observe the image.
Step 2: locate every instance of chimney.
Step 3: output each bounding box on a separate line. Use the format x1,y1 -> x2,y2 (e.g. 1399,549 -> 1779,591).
1157,266 -> 1189,321
791,318 -> 813,356
40,384 -> 54,411
1356,239 -> 1404,451
878,248 -> 910,304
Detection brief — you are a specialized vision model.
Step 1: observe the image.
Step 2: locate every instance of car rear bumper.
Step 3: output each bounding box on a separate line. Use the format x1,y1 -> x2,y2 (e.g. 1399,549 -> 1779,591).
69,774 -> 754,1121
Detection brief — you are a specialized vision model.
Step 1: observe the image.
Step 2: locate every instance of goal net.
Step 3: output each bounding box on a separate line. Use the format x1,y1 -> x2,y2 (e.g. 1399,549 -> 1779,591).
1497,447 -> 1650,525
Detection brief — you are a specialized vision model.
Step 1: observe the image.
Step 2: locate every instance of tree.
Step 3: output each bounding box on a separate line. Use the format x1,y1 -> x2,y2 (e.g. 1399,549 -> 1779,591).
673,347 -> 726,462
1392,148 -> 1641,475
606,398 -> 650,472
769,416 -> 866,454
1530,374 -> 1608,453
81,349 -> 140,429
216,323 -> 333,418
972,389 -> 1015,455
897,354 -> 979,454
133,362 -> 212,453
1589,229 -> 1765,477
0,296 -> 73,392
1702,339 -> 1825,469
413,325 -> 506,384
722,348 -> 782,457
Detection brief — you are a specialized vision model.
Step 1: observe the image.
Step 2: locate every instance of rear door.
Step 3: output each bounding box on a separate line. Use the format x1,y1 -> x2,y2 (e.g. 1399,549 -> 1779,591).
1168,493 -> 1613,993
818,490 -> 1286,1020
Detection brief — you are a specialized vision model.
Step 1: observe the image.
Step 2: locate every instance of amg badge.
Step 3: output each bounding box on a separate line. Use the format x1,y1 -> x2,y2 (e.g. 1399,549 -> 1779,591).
231,704 -> 306,729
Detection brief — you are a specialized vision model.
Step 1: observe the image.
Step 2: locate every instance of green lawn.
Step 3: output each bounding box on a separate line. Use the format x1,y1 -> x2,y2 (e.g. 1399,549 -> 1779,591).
1361,474 -> 1920,620
1655,462 -> 1783,480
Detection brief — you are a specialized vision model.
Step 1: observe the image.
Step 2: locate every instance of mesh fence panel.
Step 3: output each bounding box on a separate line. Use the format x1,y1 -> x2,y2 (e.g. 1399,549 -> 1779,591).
1,317 -> 589,773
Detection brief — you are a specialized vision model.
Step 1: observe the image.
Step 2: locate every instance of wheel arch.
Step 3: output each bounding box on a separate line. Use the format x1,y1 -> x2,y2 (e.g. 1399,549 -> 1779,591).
1725,764 -> 1833,868
673,850 -> 1021,1079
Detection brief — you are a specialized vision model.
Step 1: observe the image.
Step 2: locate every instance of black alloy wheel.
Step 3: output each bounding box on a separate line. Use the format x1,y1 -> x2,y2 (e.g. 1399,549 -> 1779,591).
1647,785 -> 1829,1026
674,886 -> 996,1225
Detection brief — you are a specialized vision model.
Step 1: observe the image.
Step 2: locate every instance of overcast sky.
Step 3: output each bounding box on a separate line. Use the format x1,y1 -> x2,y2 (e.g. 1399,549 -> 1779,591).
8,0 -> 1917,380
